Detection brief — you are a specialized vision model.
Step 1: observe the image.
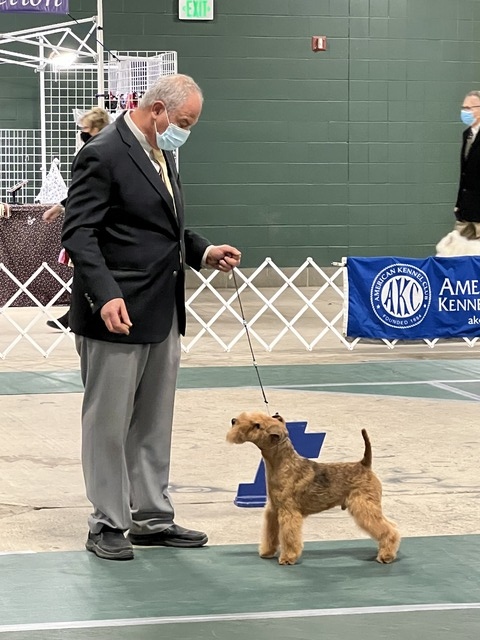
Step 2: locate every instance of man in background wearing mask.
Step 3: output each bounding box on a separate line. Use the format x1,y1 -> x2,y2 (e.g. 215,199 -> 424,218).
454,91 -> 480,238
62,74 -> 241,561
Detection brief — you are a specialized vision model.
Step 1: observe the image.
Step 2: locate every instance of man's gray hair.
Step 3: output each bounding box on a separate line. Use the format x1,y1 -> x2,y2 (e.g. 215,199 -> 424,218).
466,90 -> 480,101
140,74 -> 203,111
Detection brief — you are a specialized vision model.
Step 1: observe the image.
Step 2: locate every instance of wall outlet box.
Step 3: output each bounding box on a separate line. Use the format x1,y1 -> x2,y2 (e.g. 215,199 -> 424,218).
312,36 -> 327,51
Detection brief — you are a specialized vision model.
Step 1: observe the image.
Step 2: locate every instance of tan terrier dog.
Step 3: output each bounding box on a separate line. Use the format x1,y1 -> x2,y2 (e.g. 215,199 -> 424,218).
227,412 -> 400,565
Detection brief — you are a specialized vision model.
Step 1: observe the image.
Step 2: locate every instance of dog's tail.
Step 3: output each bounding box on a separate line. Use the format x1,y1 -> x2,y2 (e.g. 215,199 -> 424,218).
360,429 -> 372,467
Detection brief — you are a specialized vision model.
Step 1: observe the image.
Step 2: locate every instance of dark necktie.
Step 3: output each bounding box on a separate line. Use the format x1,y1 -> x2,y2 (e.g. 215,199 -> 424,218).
464,129 -> 475,158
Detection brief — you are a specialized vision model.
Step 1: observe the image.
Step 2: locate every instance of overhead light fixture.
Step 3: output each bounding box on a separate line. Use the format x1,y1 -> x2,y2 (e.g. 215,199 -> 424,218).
48,51 -> 77,69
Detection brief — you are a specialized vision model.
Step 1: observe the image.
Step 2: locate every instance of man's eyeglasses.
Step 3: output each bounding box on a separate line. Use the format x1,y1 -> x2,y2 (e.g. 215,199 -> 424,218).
462,105 -> 480,110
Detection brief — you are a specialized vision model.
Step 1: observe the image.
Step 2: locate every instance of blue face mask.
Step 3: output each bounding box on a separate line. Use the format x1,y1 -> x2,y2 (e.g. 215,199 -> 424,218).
461,109 -> 476,127
156,111 -> 190,151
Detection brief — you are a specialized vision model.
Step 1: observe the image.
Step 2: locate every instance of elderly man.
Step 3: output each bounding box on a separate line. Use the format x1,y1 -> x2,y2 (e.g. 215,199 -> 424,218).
62,74 -> 241,560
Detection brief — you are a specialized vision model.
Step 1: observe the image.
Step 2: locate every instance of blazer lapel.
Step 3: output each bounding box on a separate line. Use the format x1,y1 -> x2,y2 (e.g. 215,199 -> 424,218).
116,115 -> 179,230
164,151 -> 184,226
461,130 -> 470,168
163,151 -> 187,268
466,131 -> 480,162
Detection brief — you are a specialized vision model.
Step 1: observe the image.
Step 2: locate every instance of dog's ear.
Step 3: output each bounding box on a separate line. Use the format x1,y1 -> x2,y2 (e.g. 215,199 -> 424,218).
272,412 -> 285,423
267,422 -> 284,442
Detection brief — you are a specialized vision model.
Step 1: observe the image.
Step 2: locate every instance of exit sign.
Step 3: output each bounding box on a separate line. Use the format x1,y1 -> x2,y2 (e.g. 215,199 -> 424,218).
179,0 -> 213,20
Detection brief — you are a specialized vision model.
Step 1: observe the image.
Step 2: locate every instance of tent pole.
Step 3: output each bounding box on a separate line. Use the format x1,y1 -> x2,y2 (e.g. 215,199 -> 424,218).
96,0 -> 105,108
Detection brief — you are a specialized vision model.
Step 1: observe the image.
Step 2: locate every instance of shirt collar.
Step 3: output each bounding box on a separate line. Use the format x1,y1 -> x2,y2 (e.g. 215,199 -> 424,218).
124,110 -> 153,154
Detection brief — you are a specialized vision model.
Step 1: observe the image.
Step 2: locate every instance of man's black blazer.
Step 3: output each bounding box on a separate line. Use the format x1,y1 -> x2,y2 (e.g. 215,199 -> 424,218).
455,127 -> 480,222
61,112 -> 210,344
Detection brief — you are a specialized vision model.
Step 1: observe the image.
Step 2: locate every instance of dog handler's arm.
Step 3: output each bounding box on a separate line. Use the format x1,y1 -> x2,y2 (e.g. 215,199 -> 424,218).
62,145 -> 129,331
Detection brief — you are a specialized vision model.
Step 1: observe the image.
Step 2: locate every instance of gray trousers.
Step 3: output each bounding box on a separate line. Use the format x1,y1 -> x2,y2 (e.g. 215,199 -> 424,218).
75,323 -> 181,535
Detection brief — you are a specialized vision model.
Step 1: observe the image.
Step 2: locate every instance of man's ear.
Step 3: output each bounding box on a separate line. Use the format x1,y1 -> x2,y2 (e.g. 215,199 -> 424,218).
152,100 -> 167,117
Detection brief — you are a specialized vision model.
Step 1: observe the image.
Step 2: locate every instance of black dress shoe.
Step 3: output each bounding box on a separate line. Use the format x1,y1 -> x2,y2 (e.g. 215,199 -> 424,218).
46,312 -> 69,330
128,524 -> 208,548
86,525 -> 134,560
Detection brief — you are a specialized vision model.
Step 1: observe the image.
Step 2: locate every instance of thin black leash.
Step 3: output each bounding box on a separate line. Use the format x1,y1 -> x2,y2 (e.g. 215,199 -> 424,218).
231,268 -> 270,413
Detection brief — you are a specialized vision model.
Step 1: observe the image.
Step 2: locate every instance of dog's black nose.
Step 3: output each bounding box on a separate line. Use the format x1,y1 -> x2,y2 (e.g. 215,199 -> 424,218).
231,418 -> 237,426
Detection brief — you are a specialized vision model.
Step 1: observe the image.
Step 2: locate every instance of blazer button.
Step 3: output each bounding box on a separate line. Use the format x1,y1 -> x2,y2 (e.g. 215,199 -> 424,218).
173,270 -> 178,277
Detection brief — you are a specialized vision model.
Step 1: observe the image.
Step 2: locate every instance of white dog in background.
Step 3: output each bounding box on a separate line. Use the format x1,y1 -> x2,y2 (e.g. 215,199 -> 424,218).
436,230 -> 480,257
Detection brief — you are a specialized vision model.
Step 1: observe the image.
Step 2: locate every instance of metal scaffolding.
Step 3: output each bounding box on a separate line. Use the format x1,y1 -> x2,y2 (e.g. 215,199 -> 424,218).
0,8 -> 102,184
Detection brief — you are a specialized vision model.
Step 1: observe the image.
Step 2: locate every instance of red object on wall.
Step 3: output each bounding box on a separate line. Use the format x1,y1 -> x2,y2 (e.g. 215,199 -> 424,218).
312,36 -> 327,52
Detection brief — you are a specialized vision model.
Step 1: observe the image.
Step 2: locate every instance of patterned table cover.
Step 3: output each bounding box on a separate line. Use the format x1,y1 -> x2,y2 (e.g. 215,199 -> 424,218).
0,205 -> 71,307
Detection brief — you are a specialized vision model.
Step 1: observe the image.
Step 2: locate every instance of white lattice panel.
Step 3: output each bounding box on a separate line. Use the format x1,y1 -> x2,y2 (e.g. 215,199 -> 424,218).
0,258 -> 478,360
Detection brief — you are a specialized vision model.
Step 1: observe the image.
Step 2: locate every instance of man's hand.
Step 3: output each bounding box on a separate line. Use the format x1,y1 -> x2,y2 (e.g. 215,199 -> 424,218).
42,203 -> 64,223
205,245 -> 242,272
100,298 -> 133,335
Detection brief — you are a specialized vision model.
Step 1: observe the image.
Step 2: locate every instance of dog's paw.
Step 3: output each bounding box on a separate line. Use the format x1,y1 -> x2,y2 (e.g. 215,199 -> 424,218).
376,551 -> 396,564
278,555 -> 298,565
259,548 -> 278,559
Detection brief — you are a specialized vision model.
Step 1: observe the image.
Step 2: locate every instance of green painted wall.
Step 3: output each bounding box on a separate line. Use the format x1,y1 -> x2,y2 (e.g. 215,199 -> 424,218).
1,0 -> 480,266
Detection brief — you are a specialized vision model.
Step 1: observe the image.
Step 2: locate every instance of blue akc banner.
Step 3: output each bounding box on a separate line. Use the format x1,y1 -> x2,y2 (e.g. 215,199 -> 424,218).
345,256 -> 480,340
0,0 -> 69,12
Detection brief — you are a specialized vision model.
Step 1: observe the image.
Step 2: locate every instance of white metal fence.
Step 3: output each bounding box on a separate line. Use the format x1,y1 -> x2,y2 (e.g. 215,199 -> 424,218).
0,129 -> 42,203
0,258 -> 478,360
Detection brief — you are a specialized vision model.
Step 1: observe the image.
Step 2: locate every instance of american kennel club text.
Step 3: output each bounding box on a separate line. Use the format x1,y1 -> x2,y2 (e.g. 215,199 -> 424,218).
370,262 -> 480,328
438,278 -> 480,324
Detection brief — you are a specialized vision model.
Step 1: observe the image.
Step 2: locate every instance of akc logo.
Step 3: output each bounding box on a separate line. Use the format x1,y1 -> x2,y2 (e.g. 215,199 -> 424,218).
370,263 -> 431,329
